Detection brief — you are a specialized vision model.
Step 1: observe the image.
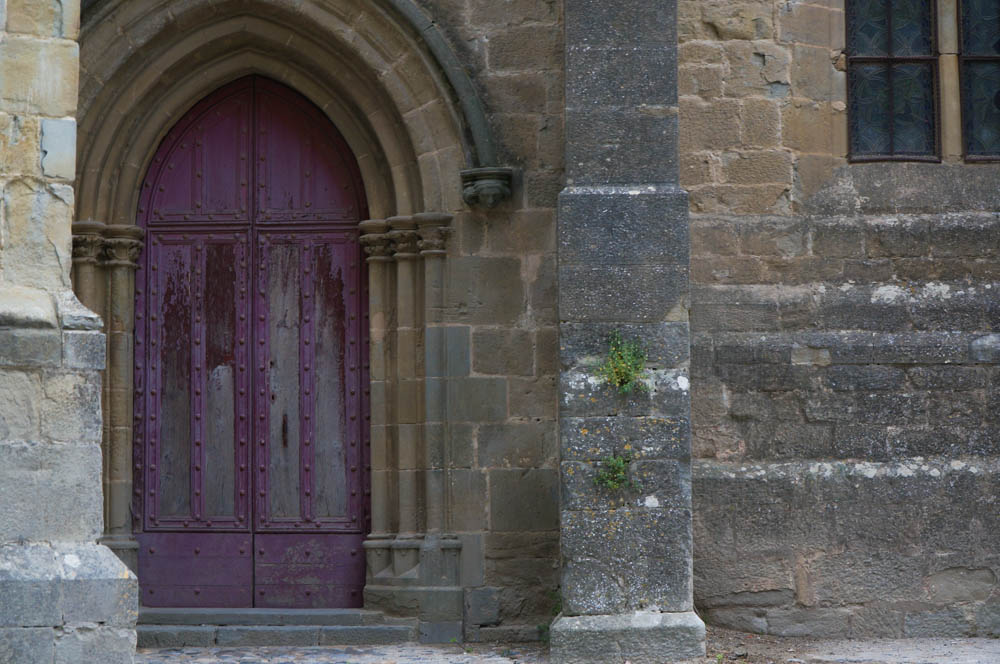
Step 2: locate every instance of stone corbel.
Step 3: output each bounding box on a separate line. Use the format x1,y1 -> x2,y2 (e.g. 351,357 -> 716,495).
461,167 -> 514,209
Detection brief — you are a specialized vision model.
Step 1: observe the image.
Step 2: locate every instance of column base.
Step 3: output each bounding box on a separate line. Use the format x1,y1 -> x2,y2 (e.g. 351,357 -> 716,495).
551,610 -> 705,664
0,542 -> 138,664
362,534 -> 464,643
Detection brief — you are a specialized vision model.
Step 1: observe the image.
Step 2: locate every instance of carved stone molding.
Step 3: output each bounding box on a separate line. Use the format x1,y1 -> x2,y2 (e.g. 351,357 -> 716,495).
359,219 -> 394,262
71,221 -> 107,264
387,215 -> 421,259
414,212 -> 453,256
461,167 -> 514,209
101,225 -> 144,269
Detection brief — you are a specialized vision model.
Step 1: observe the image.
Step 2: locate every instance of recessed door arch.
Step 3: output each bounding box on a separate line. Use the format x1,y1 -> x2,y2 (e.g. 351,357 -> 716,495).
134,75 -> 371,608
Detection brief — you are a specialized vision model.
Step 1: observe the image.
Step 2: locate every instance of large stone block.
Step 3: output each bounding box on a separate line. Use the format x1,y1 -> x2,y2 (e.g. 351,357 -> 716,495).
41,370 -> 102,442
559,264 -> 689,323
561,416 -> 690,462
551,610 -> 705,664
561,508 -> 693,614
565,109 -> 679,185
0,37 -> 78,116
40,118 -> 76,180
559,186 -> 690,265
0,329 -> 61,368
0,628 -> 54,664
0,370 -> 41,438
0,441 -> 102,542
566,46 -> 677,108
490,468 -> 559,531
1,179 -> 74,290
560,322 -> 690,370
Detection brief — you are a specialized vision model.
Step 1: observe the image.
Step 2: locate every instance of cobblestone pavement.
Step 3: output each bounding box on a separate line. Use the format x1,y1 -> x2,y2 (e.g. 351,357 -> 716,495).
135,644 -> 550,663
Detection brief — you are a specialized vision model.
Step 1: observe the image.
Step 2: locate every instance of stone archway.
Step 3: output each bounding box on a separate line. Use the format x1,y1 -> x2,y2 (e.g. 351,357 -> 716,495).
72,0 -> 504,640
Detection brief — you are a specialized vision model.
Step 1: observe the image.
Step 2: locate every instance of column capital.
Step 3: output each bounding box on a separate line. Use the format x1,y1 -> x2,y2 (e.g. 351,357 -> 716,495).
387,215 -> 421,259
72,220 -> 107,265
360,219 -> 394,263
102,225 -> 144,269
414,212 -> 453,256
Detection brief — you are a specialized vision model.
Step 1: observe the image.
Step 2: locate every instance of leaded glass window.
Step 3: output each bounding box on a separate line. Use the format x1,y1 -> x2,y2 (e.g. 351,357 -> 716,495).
961,0 -> 1000,158
847,0 -> 939,160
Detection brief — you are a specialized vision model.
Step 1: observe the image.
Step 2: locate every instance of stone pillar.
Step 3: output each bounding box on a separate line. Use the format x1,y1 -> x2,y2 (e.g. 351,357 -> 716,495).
360,220 -> 396,540
100,225 -> 144,571
0,0 -> 138,661
551,1 -> 705,662
415,212 -> 452,534
387,215 -> 423,537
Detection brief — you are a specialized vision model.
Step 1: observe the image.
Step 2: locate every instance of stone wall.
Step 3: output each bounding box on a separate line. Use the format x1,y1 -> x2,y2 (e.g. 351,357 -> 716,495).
426,0 -> 564,638
0,0 -> 137,661
680,0 -> 1000,638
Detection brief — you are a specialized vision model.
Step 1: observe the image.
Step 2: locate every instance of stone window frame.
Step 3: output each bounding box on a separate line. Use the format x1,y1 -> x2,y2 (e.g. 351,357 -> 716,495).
845,0 -> 943,163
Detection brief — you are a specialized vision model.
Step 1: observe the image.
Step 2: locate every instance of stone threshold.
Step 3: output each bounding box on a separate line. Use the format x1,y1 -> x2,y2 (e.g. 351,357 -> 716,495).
138,608 -> 418,648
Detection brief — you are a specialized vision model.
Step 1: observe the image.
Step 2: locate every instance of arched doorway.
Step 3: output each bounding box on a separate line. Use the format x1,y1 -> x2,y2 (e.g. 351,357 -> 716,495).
134,76 -> 371,609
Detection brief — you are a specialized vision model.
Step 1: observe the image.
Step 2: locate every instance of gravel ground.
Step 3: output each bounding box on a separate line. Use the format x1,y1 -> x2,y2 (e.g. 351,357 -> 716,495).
135,625 -> 1000,663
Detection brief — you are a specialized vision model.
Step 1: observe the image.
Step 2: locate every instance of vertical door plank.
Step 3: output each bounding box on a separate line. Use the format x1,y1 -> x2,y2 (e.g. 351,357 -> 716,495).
265,240 -> 302,520
203,241 -> 238,519
312,240 -> 349,520
157,242 -> 193,518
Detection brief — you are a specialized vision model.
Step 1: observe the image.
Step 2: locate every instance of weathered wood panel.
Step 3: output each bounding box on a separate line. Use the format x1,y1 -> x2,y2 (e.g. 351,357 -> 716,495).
312,241 -> 349,520
157,242 -> 192,518
264,240 -> 302,520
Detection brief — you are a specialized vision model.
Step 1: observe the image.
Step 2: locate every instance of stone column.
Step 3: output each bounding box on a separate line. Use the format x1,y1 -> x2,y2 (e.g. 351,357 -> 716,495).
551,1 -> 705,662
71,221 -> 107,315
387,215 -> 423,537
360,220 -> 396,540
0,0 -> 138,661
100,225 -> 144,571
415,212 -> 452,534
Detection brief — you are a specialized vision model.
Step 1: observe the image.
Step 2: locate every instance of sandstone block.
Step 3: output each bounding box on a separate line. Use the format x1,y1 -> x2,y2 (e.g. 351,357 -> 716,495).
680,98 -> 741,152
473,328 -> 533,376
0,370 -> 41,439
740,97 -> 781,147
791,44 -> 843,102
41,371 -> 102,442
722,150 -> 793,185
782,99 -> 834,153
488,25 -> 562,71
0,113 -> 42,176
479,421 -> 557,469
0,37 -> 78,116
491,468 -> 558,531
1,179 -> 74,290
5,0 -> 60,37
780,3 -> 844,49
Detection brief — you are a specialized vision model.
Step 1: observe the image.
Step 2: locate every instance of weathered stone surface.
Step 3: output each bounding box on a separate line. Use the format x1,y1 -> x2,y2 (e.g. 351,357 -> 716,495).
0,628 -> 54,664
61,330 -> 106,370
561,416 -> 690,462
490,469 -> 558,532
40,118 -> 76,180
561,508 -> 693,615
0,329 -> 61,367
551,610 -> 705,664
465,587 -> 501,626
0,441 -> 103,541
0,286 -> 58,328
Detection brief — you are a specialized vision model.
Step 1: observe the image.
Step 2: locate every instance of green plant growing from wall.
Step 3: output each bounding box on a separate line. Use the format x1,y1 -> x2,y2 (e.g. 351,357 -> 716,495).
594,453 -> 638,491
597,331 -> 648,395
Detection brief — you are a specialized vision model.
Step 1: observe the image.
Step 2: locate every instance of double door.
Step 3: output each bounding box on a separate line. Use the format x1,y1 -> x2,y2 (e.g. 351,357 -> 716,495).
134,76 -> 370,608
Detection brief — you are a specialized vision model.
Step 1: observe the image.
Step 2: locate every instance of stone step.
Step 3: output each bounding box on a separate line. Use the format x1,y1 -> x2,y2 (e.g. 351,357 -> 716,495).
139,607 -> 386,627
137,622 -> 419,648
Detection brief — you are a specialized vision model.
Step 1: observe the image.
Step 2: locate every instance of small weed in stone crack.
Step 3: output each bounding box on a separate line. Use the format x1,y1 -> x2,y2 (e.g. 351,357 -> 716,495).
597,331 -> 648,395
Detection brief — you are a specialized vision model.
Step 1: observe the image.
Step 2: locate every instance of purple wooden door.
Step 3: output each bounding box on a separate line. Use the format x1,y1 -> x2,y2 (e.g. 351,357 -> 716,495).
134,76 -> 370,608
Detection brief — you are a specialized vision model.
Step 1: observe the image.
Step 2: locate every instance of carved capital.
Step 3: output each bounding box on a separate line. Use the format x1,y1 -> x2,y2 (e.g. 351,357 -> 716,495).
102,225 -> 145,269
414,212 -> 454,256
461,167 -> 514,209
360,219 -> 393,263
72,221 -> 107,265
387,215 -> 420,259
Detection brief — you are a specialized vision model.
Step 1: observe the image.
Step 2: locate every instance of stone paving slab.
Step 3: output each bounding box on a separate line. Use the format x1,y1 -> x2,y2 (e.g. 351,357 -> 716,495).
135,644 -> 549,663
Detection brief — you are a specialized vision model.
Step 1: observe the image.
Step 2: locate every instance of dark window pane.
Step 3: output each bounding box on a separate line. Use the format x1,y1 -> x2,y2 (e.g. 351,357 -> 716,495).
892,0 -> 934,55
962,0 -> 1000,55
849,0 -> 890,55
892,64 -> 936,153
964,61 -> 1000,155
850,64 -> 892,155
